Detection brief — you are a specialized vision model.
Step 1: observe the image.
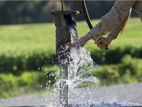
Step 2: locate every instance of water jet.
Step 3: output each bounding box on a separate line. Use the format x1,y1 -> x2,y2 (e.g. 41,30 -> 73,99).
51,9 -> 79,107
50,1 -> 142,107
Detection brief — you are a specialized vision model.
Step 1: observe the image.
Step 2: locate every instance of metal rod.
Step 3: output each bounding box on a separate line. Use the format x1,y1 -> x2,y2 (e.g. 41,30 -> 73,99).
61,0 -> 64,11
60,65 -> 68,107
81,0 -> 93,29
51,10 -> 78,107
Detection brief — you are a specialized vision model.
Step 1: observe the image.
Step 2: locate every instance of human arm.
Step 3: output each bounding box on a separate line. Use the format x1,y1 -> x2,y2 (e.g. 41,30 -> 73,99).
79,0 -> 136,48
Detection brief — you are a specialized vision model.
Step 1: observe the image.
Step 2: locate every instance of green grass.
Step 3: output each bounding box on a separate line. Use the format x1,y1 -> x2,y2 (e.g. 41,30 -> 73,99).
0,65 -> 59,98
0,23 -> 56,56
77,18 -> 142,49
0,18 -> 142,98
0,18 -> 142,56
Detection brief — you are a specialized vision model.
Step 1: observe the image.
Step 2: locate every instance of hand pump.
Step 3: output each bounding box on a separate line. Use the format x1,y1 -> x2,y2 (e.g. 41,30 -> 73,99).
51,0 -> 93,106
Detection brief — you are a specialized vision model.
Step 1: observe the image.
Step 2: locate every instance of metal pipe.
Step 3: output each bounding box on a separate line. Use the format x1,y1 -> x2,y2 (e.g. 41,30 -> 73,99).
51,10 -> 78,107
60,65 -> 68,107
81,0 -> 93,29
74,0 -> 93,30
61,0 -> 64,11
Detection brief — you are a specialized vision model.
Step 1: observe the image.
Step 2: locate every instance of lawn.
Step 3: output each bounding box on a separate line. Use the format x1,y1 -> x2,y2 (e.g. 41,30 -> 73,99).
0,18 -> 142,98
0,23 -> 56,56
0,18 -> 142,56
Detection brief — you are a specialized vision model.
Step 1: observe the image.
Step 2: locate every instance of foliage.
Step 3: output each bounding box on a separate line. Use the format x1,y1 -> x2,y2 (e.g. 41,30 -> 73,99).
0,65 -> 59,98
0,18 -> 142,98
0,1 -> 114,24
0,52 -> 53,75
1,56 -> 142,98
90,46 -> 142,64
36,66 -> 59,89
1,46 -> 142,74
0,18 -> 141,55
93,55 -> 142,86
120,55 -> 142,81
0,1 -> 63,24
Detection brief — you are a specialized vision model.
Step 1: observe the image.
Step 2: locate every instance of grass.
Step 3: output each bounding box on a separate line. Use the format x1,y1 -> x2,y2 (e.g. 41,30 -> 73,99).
0,65 -> 59,98
77,18 -> 142,49
0,18 -> 142,56
0,23 -> 56,56
0,18 -> 142,98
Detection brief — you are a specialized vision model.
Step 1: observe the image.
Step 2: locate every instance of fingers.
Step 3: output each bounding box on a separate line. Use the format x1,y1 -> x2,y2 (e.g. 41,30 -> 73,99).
67,42 -> 76,48
97,42 -> 108,49
95,37 -> 109,49
67,42 -> 80,49
78,36 -> 88,47
67,36 -> 87,48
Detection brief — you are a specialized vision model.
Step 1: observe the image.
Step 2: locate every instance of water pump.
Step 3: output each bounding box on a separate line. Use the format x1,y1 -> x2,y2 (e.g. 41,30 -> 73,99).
51,0 -> 93,106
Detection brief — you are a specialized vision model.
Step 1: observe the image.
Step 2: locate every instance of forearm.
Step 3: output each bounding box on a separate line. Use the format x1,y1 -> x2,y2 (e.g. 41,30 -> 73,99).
84,0 -> 135,41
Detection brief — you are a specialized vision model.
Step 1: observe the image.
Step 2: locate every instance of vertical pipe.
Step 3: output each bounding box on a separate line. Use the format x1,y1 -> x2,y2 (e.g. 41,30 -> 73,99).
51,11 -> 70,107
51,11 -> 78,107
61,0 -> 64,11
60,65 -> 68,107
74,0 -> 93,30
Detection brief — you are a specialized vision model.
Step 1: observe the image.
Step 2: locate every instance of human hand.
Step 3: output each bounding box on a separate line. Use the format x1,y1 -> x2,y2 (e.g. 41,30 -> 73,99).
78,36 -> 89,47
68,35 -> 90,48
93,36 -> 113,49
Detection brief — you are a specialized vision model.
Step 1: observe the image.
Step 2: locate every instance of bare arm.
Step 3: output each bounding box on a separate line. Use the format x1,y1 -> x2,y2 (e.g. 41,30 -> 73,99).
81,0 -> 136,43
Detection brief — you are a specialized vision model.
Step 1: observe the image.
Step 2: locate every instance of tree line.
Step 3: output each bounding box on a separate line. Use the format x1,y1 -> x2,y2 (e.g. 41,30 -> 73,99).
0,1 -> 115,24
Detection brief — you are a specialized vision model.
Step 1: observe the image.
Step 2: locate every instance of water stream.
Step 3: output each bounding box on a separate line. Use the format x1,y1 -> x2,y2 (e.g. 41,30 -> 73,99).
68,40 -> 99,88
0,14 -> 141,107
48,37 -> 140,107
46,16 -> 140,107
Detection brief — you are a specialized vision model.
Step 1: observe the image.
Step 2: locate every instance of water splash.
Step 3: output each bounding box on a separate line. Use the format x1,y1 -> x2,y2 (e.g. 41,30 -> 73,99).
68,46 -> 99,89
54,42 -> 99,107
55,43 -> 99,88
46,16 -> 141,106
56,44 -> 71,66
46,43 -> 141,107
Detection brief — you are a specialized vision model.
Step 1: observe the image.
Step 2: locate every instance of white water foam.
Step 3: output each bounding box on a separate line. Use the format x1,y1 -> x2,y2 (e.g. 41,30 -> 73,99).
68,46 -> 99,89
44,22 -> 141,107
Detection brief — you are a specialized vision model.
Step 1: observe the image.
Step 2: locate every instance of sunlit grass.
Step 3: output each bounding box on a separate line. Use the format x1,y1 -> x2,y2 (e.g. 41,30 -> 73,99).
0,18 -> 141,55
0,18 -> 142,98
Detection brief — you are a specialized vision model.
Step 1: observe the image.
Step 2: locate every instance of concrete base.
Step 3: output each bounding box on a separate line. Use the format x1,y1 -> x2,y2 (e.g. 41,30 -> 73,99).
0,83 -> 142,107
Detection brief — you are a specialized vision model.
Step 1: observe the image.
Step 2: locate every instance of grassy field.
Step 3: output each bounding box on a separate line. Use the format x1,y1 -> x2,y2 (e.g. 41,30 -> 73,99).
0,18 -> 142,56
0,23 -> 56,56
0,18 -> 142,98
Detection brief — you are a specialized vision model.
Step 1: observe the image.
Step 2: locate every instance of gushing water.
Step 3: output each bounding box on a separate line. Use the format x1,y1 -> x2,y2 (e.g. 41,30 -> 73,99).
53,23 -> 99,106
55,24 -> 99,87
47,43 -> 140,106
44,18 -> 141,106
54,42 -> 99,106
68,46 -> 99,89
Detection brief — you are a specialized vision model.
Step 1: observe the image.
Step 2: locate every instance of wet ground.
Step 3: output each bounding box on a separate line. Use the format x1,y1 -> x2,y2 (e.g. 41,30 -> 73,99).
0,83 -> 142,107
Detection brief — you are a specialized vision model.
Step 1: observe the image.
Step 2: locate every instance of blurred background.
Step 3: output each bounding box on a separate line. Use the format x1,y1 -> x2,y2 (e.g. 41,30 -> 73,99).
0,0 -> 115,24
0,0 -> 142,99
